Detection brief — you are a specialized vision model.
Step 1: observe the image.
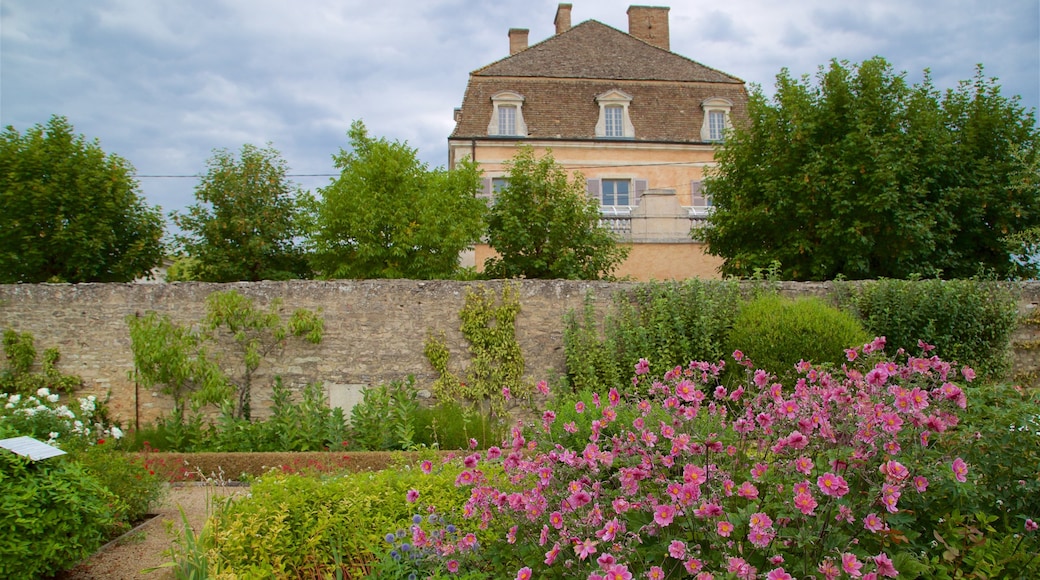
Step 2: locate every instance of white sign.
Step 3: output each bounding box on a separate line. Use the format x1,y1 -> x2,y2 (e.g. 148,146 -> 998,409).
0,436 -> 67,461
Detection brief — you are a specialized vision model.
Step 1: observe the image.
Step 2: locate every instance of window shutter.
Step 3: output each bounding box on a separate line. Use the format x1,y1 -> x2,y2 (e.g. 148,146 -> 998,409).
633,179 -> 648,206
586,178 -> 601,200
691,180 -> 705,206
479,178 -> 492,200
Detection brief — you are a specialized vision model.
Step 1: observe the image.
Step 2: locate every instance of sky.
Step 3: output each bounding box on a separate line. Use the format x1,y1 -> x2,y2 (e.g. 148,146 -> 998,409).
1,0 -> 1038,227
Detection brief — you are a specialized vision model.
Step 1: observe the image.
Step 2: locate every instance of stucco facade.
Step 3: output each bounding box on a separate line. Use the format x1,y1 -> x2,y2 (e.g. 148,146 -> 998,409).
448,4 -> 748,280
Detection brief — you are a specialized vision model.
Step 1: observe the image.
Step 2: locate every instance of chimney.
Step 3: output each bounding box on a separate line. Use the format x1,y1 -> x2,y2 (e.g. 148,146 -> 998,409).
554,3 -> 572,35
627,5 -> 670,51
509,28 -> 529,55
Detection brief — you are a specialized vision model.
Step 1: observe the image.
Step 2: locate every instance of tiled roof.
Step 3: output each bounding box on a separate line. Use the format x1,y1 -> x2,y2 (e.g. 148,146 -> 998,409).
451,19 -> 748,142
473,20 -> 743,84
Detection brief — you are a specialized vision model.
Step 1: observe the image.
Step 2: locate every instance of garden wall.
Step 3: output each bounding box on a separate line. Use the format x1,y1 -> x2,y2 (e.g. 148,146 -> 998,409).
2,279 -> 1039,426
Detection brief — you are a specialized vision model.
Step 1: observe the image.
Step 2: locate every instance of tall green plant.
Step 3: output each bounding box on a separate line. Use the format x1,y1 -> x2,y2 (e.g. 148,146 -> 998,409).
840,278 -> 1018,379
349,377 -> 419,451
563,280 -> 741,393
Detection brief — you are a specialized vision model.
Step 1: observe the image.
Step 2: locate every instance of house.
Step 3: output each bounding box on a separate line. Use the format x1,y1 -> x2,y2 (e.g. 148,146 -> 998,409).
448,4 -> 748,281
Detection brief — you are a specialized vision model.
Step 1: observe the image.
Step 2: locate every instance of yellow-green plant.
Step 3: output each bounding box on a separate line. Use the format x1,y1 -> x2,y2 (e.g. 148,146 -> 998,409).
425,284 -> 529,420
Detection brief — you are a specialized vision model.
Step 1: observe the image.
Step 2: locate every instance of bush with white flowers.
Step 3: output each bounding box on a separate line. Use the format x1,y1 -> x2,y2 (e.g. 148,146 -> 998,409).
0,387 -> 123,447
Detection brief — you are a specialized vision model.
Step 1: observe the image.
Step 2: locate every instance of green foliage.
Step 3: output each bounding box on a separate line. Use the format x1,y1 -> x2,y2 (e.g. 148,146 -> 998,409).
311,120 -> 487,279
0,115 -> 165,283
72,444 -> 166,527
563,280 -> 741,392
484,147 -> 629,280
704,58 -> 1040,280
412,400 -> 506,450
725,294 -> 871,376
0,389 -> 121,450
172,143 -> 313,281
185,463 -> 498,578
209,379 -> 350,452
0,452 -> 119,579
127,289 -> 323,420
840,278 -> 1019,379
348,377 -> 420,451
0,329 -> 82,396
426,284 -> 528,419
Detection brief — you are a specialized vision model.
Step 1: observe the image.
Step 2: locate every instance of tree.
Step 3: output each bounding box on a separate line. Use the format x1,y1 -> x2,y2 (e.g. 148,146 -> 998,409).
127,290 -> 323,420
310,120 -> 486,279
484,147 -> 629,280
172,143 -> 313,281
703,58 -> 1040,280
0,115 -> 165,283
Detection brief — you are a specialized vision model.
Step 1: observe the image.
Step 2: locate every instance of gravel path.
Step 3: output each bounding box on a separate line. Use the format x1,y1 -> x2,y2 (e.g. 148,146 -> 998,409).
57,484 -> 247,580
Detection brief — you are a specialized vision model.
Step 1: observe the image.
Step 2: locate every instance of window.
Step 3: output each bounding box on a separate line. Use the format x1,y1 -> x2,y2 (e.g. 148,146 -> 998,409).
488,91 -> 527,137
595,90 -> 634,138
604,106 -> 624,138
700,98 -> 733,142
708,111 -> 726,141
602,179 -> 630,206
492,177 -> 509,193
498,106 -> 516,135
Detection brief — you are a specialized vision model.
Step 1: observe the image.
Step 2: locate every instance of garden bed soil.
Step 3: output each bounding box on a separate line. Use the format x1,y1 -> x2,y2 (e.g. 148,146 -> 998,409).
55,483 -> 247,580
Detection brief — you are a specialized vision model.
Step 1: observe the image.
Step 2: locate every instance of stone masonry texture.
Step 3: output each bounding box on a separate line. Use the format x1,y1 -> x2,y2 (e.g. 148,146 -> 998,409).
1,279 -> 1038,426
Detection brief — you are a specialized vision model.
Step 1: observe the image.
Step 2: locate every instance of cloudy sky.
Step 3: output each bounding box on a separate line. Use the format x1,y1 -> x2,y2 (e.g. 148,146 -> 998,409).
2,0 -> 1037,227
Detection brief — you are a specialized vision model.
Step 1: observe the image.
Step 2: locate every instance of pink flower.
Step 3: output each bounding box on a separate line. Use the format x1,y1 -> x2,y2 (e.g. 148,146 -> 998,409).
793,491 -> 818,515
817,472 -> 850,497
879,460 -> 909,482
537,380 -> 550,395
516,567 -> 532,580
961,365 -> 976,382
863,512 -> 885,532
716,520 -> 734,537
502,386 -> 512,400
842,552 -> 863,577
873,552 -> 898,577
913,475 -> 929,492
420,460 -> 433,474
406,489 -> 419,503
646,566 -> 665,580
683,559 -> 703,574
767,568 -> 794,580
575,401 -> 586,413
544,542 -> 560,565
737,481 -> 759,499
574,538 -> 598,560
635,358 -> 650,375
603,564 -> 633,580
951,457 -> 968,482
668,540 -> 686,559
1025,518 -> 1038,532
446,559 -> 460,573
653,504 -> 676,527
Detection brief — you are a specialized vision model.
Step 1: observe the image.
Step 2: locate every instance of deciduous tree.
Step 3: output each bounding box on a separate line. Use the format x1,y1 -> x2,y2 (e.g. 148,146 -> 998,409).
484,147 -> 629,280
172,143 -> 312,281
310,121 -> 486,279
703,58 -> 1040,280
0,115 -> 164,283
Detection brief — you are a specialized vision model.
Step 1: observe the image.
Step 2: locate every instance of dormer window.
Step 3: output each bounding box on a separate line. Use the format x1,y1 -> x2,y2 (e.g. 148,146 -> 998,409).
488,91 -> 527,137
700,97 -> 733,142
595,90 -> 634,139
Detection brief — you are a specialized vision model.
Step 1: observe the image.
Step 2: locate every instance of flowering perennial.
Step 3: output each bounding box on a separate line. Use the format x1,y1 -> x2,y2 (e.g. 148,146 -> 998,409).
407,338 -> 992,578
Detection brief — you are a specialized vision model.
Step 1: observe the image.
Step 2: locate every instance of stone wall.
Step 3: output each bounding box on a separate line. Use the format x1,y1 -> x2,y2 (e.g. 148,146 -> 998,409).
1,280 -> 1038,426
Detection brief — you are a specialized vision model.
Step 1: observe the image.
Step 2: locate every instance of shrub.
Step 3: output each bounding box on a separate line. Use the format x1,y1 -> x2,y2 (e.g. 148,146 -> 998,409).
412,399 -> 505,450
72,443 -> 166,527
0,452 -> 119,579
725,294 -> 871,376
563,280 -> 741,393
186,459 -> 505,578
0,388 -> 123,449
839,278 -> 1019,380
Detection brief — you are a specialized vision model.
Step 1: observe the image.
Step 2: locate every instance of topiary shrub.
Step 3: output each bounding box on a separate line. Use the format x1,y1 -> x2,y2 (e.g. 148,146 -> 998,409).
0,452 -> 119,579
725,294 -> 871,376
